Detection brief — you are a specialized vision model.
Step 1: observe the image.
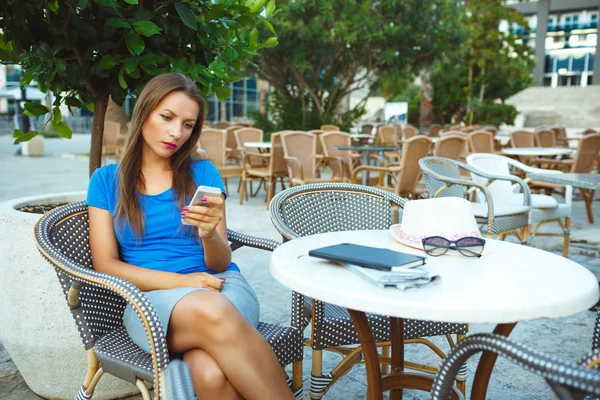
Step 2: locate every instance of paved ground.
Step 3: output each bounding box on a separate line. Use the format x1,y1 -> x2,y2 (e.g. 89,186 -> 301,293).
1,133 -> 599,399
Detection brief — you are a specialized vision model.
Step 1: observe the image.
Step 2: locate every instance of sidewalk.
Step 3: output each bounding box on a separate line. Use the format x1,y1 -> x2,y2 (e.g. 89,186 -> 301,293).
1,134 -> 599,399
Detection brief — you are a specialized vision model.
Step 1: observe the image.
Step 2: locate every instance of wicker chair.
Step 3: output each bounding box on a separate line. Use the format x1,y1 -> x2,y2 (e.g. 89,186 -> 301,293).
360,124 -> 374,134
213,121 -> 230,130
224,125 -> 244,164
269,183 -> 468,400
428,124 -> 442,137
529,133 -> 600,223
320,124 -> 340,131
375,125 -> 402,162
351,136 -> 432,198
534,129 -> 557,148
239,132 -> 288,208
509,130 -> 536,165
419,157 -> 531,241
467,130 -> 495,153
281,131 -> 343,186
34,202 -> 304,400
197,129 -> 243,195
102,121 -> 121,164
160,359 -> 195,400
432,314 -> 600,400
401,124 -> 418,140
466,153 -> 572,256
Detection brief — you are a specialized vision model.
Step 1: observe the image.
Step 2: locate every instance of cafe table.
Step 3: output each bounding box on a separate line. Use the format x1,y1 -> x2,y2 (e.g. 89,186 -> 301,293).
333,145 -> 400,185
270,230 -> 599,400
243,141 -> 271,154
526,172 -> 600,190
500,147 -> 574,157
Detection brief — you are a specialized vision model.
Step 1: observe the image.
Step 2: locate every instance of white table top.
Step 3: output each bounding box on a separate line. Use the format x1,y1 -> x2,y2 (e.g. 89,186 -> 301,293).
500,147 -> 574,157
270,230 -> 599,324
244,141 -> 271,148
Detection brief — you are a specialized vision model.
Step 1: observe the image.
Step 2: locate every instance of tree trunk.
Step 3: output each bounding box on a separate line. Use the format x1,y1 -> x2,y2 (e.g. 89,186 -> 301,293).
467,66 -> 474,125
419,68 -> 434,128
89,96 -> 109,177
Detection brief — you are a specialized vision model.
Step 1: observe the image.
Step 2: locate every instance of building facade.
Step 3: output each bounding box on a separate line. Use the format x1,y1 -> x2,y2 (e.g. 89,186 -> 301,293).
506,0 -> 600,87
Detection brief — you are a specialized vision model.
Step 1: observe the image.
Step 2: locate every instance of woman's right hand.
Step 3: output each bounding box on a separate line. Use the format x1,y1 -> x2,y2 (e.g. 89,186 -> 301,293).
185,272 -> 225,291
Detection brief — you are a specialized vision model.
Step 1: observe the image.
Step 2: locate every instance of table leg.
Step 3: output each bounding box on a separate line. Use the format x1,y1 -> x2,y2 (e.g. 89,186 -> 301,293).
348,309 -> 383,399
389,317 -> 404,400
361,152 -> 369,186
471,322 -> 517,400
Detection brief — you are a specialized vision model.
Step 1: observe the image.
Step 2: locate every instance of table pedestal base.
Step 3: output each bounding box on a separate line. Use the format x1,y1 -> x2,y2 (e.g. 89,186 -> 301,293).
348,309 -> 517,400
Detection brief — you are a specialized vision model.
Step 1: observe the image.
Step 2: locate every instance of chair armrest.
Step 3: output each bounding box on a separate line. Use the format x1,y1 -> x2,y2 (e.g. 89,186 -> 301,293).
227,229 -> 280,252
432,333 -> 600,400
529,159 -> 571,170
350,165 -> 401,185
242,152 -> 270,168
284,156 -> 305,181
462,163 -> 531,206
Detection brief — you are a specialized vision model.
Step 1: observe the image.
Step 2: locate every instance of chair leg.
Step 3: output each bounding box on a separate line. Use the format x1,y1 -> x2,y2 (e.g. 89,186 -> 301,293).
563,217 -> 571,258
292,361 -> 304,399
239,174 -> 247,205
236,175 -> 242,193
310,350 -> 331,400
266,177 -> 275,209
381,345 -> 390,374
135,379 -> 152,400
223,178 -> 229,196
78,349 -> 104,399
582,189 -> 595,223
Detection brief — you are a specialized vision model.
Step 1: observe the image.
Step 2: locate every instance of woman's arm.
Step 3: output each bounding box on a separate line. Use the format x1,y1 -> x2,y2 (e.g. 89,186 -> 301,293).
88,206 -> 224,291
181,193 -> 232,273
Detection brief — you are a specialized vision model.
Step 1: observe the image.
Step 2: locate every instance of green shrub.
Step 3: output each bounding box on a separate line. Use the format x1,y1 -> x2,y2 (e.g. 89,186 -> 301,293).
471,102 -> 518,127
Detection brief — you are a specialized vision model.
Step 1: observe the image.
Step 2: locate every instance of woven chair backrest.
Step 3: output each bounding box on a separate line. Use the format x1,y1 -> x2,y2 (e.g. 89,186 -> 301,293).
420,157 -> 467,199
481,125 -> 497,134
440,130 -> 464,137
572,133 -> 600,173
320,124 -> 340,131
320,131 -> 352,178
467,154 -> 514,201
234,127 -> 264,168
361,124 -> 374,134
375,125 -> 398,146
270,183 -> 406,241
468,130 -> 495,153
213,121 -> 230,129
225,125 -> 242,150
396,136 -> 432,196
582,129 -> 598,136
36,202 -> 126,348
103,121 -> 121,154
428,124 -> 441,137
434,135 -> 467,160
269,133 -> 288,175
307,130 -> 325,155
198,129 -> 226,167
281,132 -> 317,180
402,125 -> 418,140
510,130 -> 534,148
534,130 -> 556,148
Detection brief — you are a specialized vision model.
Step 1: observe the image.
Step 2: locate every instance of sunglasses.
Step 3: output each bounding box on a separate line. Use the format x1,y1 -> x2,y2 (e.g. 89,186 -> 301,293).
421,236 -> 486,258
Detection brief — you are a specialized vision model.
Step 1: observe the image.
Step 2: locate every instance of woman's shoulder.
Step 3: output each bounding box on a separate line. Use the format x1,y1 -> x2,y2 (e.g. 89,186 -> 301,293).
90,163 -> 119,184
190,157 -> 217,173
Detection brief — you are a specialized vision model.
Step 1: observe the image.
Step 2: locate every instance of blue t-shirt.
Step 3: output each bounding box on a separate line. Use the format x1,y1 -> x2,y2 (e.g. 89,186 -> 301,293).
86,159 -> 240,275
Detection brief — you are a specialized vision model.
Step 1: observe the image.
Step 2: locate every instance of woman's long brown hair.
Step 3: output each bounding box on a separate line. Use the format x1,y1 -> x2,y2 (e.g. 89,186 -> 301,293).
116,73 -> 205,238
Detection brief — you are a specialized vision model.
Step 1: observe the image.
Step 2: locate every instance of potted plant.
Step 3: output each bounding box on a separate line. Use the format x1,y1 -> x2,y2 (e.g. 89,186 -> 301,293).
0,0 -> 278,398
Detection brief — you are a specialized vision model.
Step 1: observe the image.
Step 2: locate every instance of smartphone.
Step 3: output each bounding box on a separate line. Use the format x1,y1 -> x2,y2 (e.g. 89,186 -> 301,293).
181,185 -> 222,226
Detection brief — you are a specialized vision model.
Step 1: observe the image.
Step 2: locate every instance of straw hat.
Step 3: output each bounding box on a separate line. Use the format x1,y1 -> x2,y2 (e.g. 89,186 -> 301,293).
389,197 -> 481,251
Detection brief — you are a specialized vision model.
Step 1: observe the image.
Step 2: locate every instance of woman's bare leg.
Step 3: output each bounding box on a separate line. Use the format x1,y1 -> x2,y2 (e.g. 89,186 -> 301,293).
183,348 -> 242,400
168,290 -> 294,400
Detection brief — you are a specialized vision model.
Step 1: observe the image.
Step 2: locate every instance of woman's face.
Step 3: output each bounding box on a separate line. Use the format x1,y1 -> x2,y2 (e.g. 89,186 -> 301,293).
141,91 -> 200,160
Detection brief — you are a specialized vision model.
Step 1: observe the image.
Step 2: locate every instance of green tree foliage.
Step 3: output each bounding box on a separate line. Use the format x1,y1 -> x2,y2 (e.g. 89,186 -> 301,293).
431,0 -> 534,124
0,0 -> 277,175
255,0 -> 459,130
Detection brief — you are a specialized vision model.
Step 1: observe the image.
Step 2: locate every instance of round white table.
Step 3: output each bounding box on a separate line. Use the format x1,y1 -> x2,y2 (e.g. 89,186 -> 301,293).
500,147 -> 574,157
270,230 -> 599,400
243,141 -> 271,149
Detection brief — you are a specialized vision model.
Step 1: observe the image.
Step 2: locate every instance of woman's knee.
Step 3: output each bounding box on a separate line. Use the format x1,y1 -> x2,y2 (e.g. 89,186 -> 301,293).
181,291 -> 245,341
183,349 -> 227,392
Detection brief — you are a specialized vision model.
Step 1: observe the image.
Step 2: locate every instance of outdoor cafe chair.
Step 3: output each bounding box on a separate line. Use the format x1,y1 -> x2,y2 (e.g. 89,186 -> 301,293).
401,124 -> 418,140
432,309 -> 600,400
280,131 -> 343,186
375,124 -> 402,162
239,132 -> 288,208
534,129 -> 557,148
467,130 -> 495,153
360,123 -> 374,134
269,183 -> 468,400
34,201 -> 304,400
224,125 -> 244,164
351,135 -> 432,199
320,124 -> 340,131
235,127 -> 266,194
466,153 -> 573,257
196,128 -> 243,195
419,156 -> 532,241
509,130 -> 537,165
213,121 -> 231,130
102,121 -> 121,165
528,133 -> 600,223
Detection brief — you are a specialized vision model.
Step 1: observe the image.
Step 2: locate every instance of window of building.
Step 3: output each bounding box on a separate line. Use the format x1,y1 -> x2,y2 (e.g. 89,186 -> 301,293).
204,76 -> 260,122
591,13 -> 598,28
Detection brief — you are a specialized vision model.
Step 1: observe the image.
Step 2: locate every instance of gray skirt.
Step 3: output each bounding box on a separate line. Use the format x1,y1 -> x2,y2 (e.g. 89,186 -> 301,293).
123,270 -> 259,353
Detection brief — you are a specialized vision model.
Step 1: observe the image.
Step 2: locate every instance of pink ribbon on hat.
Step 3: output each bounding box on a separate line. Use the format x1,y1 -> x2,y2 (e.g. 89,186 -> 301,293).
397,230 -> 482,247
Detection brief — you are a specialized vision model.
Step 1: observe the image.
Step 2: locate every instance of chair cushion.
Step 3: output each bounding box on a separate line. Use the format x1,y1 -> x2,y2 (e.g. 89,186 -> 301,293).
498,193 -> 559,209
471,202 -> 529,218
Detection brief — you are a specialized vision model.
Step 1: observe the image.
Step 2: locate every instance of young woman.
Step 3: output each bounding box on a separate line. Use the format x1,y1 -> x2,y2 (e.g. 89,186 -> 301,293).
86,73 -> 294,400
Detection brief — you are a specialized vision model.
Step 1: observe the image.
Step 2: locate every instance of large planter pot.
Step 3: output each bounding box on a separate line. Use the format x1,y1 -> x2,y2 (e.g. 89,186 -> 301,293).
0,192 -> 139,399
20,134 -> 44,156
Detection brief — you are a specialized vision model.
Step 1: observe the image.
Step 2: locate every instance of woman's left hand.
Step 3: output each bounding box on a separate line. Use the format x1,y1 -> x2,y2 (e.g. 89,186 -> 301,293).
181,195 -> 224,239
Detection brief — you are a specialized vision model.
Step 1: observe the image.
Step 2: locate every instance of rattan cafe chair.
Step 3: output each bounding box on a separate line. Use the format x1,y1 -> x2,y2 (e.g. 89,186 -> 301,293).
34,201 -> 304,400
419,156 -> 531,242
270,183 -> 468,400
432,309 -> 600,400
197,129 -> 243,195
